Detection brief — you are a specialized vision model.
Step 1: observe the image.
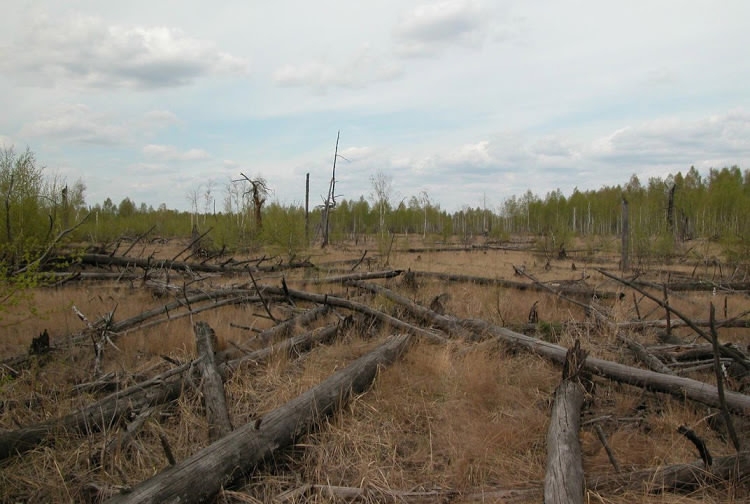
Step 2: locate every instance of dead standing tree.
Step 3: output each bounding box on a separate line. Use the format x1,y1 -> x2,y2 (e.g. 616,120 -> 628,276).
320,131 -> 348,248
234,173 -> 271,231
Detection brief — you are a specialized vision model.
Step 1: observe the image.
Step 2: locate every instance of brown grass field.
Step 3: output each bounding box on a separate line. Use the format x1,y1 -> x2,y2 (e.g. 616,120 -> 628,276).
1,234 -> 748,503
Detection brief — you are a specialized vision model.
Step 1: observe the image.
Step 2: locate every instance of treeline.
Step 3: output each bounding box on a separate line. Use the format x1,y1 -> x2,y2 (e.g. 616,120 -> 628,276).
3,145 -> 750,266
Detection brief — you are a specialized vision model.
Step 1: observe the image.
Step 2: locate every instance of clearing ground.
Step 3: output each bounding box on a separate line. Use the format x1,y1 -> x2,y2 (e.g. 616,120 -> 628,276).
1,235 -> 748,503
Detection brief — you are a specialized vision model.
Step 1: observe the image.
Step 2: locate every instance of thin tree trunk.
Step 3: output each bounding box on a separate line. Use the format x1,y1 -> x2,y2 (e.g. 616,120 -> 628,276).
621,196 -> 629,272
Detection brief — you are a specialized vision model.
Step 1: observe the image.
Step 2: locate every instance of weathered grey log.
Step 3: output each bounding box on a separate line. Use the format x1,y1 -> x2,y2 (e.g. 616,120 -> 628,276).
0,360 -> 196,460
633,279 -> 750,293
262,286 -> 447,344
256,304 -> 329,344
78,253 -> 313,274
306,269 -> 403,285
350,281 -> 750,415
93,407 -> 154,469
617,317 -> 750,330
221,324 -> 339,372
616,332 -> 675,375
194,322 -> 232,441
598,268 -> 750,370
105,333 -> 411,504
544,341 -> 587,504
0,314 -> 341,461
545,380 -> 585,504
408,270 -> 612,298
589,450 -> 750,493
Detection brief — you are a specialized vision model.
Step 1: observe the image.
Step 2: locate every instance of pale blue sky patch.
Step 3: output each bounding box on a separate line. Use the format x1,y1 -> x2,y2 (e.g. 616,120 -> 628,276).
0,0 -> 748,212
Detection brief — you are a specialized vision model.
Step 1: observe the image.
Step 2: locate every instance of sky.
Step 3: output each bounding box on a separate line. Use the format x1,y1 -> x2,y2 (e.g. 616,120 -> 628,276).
1,1 -> 749,213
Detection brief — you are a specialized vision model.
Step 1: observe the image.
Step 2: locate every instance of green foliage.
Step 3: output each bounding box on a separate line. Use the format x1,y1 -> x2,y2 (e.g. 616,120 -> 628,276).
0,146 -> 89,319
259,202 -> 306,257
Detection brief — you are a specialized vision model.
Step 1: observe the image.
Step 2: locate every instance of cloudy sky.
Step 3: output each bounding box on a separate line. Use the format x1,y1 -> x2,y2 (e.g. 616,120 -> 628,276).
1,1 -> 748,213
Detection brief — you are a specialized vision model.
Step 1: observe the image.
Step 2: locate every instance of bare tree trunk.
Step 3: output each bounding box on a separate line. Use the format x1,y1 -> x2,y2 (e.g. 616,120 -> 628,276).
105,334 -> 411,504
544,341 -> 587,504
545,380 -> 585,503
667,183 -> 676,236
305,172 -> 310,246
621,196 -> 629,272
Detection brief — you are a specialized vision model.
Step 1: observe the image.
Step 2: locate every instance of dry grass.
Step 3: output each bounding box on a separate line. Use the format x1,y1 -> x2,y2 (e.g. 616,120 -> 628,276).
1,236 -> 748,503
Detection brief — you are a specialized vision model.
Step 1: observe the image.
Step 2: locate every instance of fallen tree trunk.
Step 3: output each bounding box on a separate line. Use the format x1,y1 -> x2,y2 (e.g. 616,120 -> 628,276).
408,270 -> 612,299
78,253 -> 314,275
105,333 -> 411,504
616,332 -> 675,375
194,322 -> 232,441
262,286 -> 447,344
307,269 -> 403,284
617,317 -> 750,330
589,450 -> 750,493
0,360 -> 196,460
633,279 -> 750,293
221,324 -> 340,373
256,304 -> 329,345
350,281 -> 750,415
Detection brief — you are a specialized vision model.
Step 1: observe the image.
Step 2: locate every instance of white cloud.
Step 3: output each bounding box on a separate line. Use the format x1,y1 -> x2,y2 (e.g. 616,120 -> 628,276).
273,45 -> 402,91
19,103 -> 128,144
142,144 -> 211,161
339,146 -> 374,162
144,110 -> 180,127
2,13 -> 248,89
0,135 -> 15,149
590,110 -> 750,165
394,0 -> 489,57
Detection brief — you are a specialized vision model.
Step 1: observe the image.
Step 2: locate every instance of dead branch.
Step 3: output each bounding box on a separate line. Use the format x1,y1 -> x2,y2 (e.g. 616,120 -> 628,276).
598,268 -> 750,370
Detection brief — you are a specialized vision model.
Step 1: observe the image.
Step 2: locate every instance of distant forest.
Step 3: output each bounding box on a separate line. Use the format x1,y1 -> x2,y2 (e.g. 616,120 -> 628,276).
2,146 -> 750,267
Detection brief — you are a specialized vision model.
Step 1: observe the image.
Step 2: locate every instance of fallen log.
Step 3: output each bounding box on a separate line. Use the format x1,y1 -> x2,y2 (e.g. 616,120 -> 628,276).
221,323 -> 340,374
617,317 -> 750,330
633,279 -> 750,293
105,333 -> 412,504
256,304 -> 329,345
0,316 -> 342,461
544,341 -> 587,504
260,286 -> 447,344
350,281 -> 750,415
76,253 -> 314,275
305,269 -> 403,285
589,450 -> 750,493
598,268 -> 750,370
194,322 -> 232,441
0,360 -> 196,460
408,270 -> 612,299
616,332 -> 675,375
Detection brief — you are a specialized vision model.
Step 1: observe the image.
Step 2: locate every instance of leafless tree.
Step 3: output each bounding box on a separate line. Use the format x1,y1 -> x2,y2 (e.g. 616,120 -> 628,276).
234,173 -> 270,231
370,170 -> 393,238
321,131 -> 347,248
